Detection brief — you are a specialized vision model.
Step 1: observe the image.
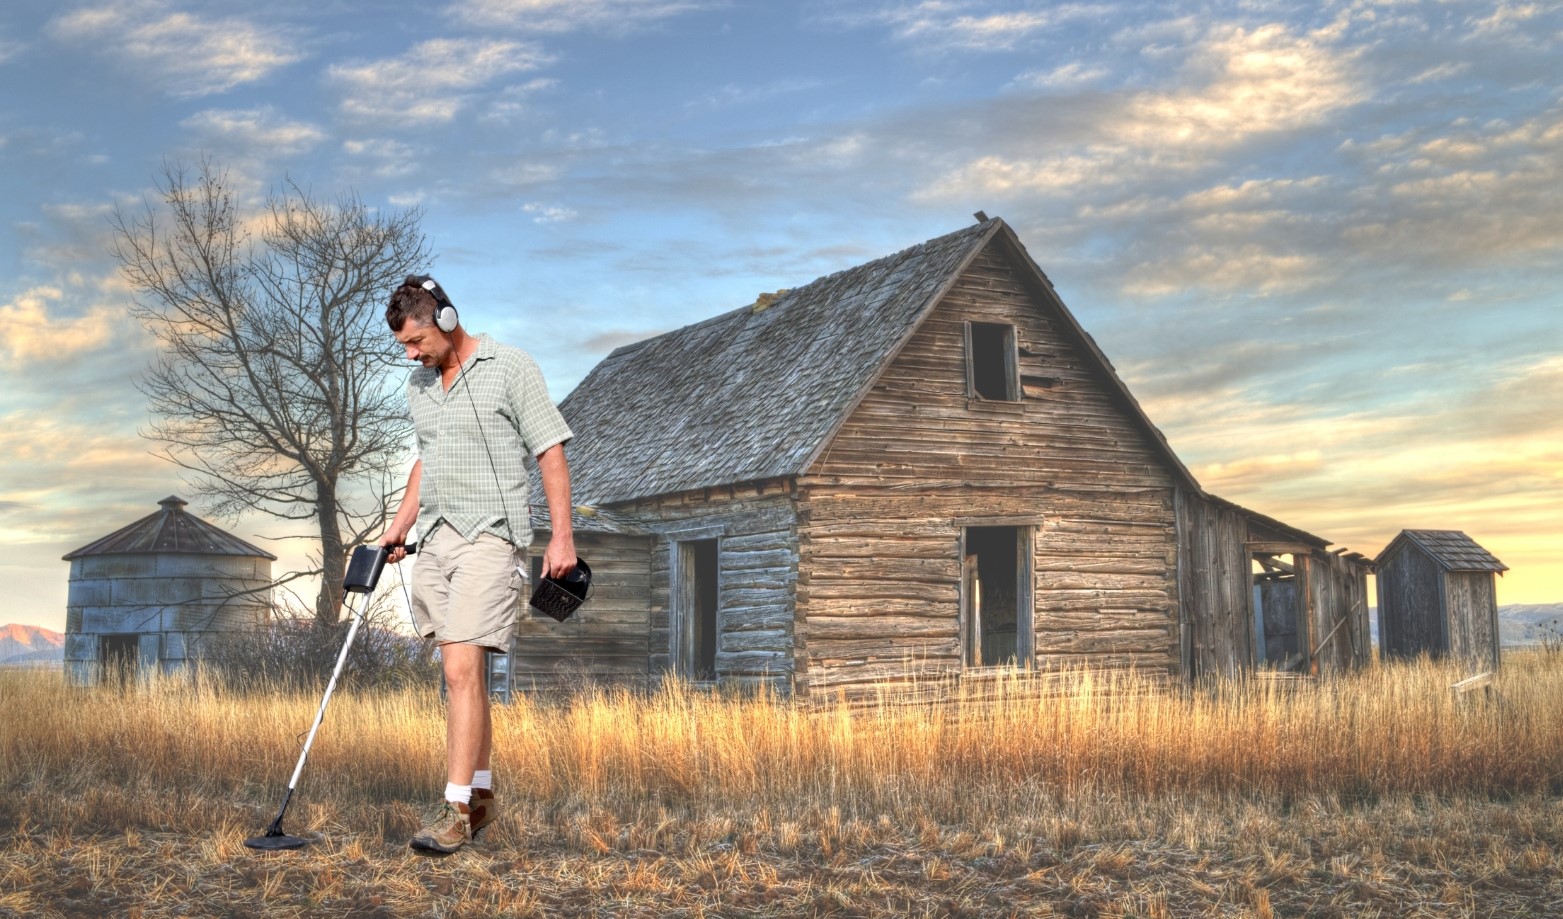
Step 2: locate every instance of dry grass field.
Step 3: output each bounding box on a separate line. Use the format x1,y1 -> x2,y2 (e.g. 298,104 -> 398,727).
3,654 -> 1562,917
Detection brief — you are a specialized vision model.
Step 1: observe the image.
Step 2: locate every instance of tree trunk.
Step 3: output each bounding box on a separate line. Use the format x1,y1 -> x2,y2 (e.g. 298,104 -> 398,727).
316,480 -> 346,625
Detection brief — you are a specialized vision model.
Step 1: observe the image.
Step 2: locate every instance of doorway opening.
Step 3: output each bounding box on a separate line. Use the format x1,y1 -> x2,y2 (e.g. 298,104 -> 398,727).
676,538 -> 720,680
100,633 -> 139,688
1252,552 -> 1307,669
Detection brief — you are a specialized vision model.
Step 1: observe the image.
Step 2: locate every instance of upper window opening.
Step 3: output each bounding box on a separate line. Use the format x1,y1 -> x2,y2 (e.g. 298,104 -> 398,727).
967,321 -> 1019,401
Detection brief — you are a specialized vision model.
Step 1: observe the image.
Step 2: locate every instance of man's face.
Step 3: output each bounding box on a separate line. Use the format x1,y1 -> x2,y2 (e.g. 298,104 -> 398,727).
394,319 -> 451,369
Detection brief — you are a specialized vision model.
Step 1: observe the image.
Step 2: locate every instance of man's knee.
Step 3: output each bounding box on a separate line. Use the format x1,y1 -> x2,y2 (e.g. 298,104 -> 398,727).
441,644 -> 487,692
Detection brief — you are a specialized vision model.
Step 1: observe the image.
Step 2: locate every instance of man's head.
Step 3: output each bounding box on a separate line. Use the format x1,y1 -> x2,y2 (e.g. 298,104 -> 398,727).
387,275 -> 458,332
388,275 -> 460,369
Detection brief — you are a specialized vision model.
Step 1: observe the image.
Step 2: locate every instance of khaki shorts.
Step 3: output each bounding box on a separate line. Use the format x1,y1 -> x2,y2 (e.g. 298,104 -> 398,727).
410,525 -> 526,652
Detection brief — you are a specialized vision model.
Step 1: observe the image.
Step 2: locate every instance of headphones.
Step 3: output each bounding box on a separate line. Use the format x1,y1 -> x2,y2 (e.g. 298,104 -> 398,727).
407,274 -> 458,333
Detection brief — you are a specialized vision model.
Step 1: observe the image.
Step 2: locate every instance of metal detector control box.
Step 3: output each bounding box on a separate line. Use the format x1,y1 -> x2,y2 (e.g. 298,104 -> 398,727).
342,542 -> 416,594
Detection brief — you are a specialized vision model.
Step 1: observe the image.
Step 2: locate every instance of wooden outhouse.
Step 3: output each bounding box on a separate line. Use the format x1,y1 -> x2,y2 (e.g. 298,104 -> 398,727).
62,496 -> 275,685
1375,529 -> 1506,670
514,217 -> 1372,695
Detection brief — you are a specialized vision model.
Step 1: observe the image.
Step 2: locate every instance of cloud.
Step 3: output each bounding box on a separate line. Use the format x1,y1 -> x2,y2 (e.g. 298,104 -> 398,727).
687,78 -> 828,112
0,286 -> 126,364
452,0 -> 714,33
829,2 -> 1108,53
477,78 -> 558,124
329,38 -> 553,124
1338,104 -> 1563,265
523,202 -> 578,223
342,138 -> 421,179
919,23 -> 1363,200
1009,62 -> 1111,91
180,107 -> 327,156
48,2 -> 303,96
581,329 -> 659,353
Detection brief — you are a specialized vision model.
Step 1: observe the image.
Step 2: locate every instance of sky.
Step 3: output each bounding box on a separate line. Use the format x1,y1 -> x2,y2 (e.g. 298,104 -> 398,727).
2,0 -> 1560,633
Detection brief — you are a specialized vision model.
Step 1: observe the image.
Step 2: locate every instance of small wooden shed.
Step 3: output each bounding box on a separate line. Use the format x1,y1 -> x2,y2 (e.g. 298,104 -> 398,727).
508,217 -> 1372,696
1375,529 -> 1506,670
62,496 -> 276,685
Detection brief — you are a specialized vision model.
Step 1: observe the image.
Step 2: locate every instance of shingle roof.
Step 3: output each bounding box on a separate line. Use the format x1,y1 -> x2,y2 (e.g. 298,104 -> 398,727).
1376,529 -> 1507,572
546,216 -> 1207,509
62,496 -> 278,560
556,219 -> 1001,506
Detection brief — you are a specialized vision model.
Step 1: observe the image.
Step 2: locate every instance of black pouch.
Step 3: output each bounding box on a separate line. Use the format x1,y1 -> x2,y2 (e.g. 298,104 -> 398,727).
529,558 -> 592,621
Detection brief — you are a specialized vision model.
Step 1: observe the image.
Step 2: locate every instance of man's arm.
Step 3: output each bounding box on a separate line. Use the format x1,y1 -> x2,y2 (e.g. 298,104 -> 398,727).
378,459 -> 422,564
536,443 -> 576,578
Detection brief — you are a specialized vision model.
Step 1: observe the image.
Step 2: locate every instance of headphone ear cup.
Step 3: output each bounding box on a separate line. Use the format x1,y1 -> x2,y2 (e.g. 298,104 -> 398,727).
434,303 -> 458,333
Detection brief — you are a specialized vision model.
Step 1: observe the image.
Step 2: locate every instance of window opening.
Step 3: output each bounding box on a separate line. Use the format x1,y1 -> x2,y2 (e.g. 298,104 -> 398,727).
963,526 -> 1030,666
967,321 -> 1019,401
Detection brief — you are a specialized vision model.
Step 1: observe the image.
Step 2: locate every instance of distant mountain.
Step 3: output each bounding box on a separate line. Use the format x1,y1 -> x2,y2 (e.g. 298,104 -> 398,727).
0,624 -> 64,665
1499,603 -> 1563,647
1368,604 -> 1563,649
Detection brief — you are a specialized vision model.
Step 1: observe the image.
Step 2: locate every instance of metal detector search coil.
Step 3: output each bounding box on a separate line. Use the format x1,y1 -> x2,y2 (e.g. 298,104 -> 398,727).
529,557 -> 591,621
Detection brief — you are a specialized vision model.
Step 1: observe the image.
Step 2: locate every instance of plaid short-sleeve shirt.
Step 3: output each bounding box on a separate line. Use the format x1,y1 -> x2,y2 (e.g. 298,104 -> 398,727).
408,334 -> 573,546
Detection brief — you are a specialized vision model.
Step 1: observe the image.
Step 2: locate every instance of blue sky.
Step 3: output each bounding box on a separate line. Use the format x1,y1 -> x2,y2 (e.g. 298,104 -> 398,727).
3,0 -> 1561,631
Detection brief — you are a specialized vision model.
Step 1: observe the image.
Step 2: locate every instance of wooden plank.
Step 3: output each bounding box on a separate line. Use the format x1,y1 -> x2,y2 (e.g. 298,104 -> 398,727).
1450,671 -> 1494,694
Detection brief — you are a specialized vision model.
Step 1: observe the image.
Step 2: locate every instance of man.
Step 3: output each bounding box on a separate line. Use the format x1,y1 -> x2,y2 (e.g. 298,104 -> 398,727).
378,274 -> 576,853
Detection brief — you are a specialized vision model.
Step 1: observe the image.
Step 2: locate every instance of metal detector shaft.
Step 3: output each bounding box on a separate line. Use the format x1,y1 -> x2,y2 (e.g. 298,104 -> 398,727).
282,594 -> 366,793
248,543 -> 412,850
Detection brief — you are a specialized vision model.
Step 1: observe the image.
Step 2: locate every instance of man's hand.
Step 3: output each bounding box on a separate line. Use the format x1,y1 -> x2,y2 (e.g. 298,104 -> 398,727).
541,533 -> 577,580
378,527 -> 413,564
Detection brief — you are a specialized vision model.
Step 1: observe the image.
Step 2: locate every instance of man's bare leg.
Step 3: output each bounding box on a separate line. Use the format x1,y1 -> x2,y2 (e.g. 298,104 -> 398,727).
441,642 -> 491,784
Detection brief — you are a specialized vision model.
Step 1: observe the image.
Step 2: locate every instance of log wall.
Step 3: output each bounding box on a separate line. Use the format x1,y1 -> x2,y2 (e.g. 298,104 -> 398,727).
625,483 -> 799,692
797,241 -> 1182,697
508,528 -> 655,691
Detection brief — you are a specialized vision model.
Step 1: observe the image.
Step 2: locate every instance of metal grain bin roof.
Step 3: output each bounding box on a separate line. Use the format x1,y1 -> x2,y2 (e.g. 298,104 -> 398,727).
1375,529 -> 1507,572
62,496 -> 278,560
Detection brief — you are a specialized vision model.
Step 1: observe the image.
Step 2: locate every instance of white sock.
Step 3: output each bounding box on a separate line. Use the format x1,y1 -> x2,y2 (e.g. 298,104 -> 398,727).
444,782 -> 472,805
472,770 -> 492,791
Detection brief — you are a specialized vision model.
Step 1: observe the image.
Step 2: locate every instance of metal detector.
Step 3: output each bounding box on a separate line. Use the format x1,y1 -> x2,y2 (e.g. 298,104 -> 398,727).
245,542 -> 413,851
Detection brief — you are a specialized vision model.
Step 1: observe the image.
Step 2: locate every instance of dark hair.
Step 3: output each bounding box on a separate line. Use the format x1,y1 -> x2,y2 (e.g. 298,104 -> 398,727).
386,279 -> 437,332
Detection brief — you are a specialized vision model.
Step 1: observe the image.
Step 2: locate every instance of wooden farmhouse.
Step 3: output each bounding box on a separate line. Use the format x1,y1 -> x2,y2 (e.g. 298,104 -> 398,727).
509,217 -> 1373,697
1375,529 -> 1506,671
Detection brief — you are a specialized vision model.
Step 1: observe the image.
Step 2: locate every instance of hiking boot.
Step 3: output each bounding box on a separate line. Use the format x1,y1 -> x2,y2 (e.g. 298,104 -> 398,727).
469,788 -> 497,838
409,800 -> 471,854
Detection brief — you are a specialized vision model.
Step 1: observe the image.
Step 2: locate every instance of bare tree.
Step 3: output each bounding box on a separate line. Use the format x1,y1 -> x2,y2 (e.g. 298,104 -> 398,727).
112,157 -> 427,624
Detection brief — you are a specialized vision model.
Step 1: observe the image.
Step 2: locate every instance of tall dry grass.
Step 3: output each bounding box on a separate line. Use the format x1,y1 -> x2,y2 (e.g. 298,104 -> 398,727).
3,653 -> 1560,841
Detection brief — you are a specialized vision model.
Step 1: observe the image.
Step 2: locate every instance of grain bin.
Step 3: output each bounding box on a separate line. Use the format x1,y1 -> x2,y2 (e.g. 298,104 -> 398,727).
62,496 -> 276,685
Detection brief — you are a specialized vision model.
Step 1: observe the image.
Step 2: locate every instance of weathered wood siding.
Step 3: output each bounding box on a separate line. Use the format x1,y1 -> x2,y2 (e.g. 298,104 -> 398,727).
797,239 -> 1181,696
1310,550 -> 1372,672
1178,496 -> 1370,679
1445,570 -> 1499,671
1177,494 -> 1252,679
508,528 -> 654,690
1376,543 -> 1448,660
617,483 -> 798,691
